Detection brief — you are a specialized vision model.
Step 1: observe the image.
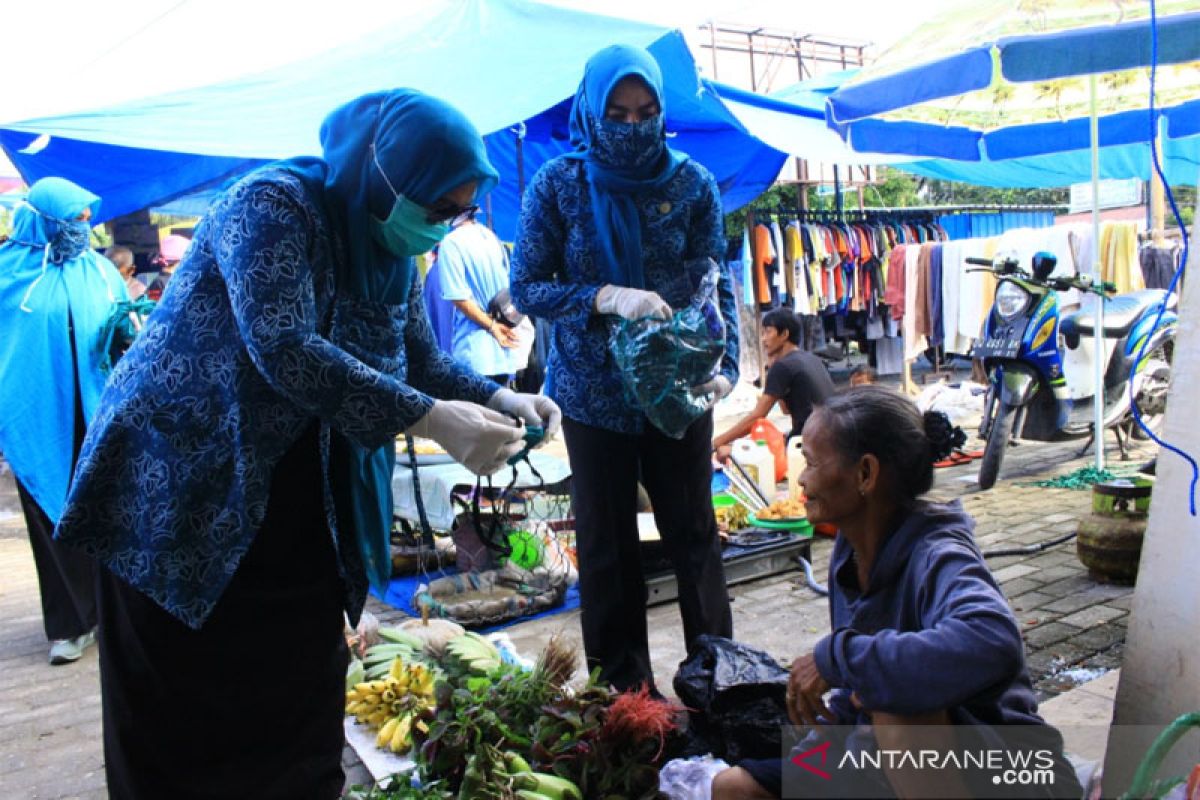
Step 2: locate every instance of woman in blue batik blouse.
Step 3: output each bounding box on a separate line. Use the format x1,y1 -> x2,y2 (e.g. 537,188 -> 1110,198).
56,89 -> 560,799
510,45 -> 740,695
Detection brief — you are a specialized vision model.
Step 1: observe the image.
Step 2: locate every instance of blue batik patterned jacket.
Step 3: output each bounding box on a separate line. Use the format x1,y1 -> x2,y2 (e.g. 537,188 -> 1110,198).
55,169 -> 495,629
510,157 -> 738,435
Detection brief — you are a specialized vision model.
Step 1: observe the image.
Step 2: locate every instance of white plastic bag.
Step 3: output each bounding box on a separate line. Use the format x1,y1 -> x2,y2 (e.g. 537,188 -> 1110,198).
658,755 -> 731,800
915,380 -> 987,426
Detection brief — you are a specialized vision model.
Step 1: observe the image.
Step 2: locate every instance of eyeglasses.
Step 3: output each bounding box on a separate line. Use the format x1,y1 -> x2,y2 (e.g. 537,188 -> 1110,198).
370,143 -> 478,226
425,202 -> 479,226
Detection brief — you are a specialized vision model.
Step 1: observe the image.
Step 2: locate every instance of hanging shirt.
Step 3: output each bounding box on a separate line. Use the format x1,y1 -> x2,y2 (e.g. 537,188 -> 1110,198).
770,220 -> 787,297
914,244 -> 933,338
928,244 -> 944,348
940,241 -> 971,355
740,228 -> 755,306
1101,221 -> 1143,294
753,223 -> 774,304
784,223 -> 810,312
903,245 -> 927,361
958,237 -> 999,343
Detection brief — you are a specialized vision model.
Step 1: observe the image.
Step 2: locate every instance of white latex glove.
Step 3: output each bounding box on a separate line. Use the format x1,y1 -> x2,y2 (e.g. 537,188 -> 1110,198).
689,375 -> 733,409
486,387 -> 563,441
594,284 -> 672,321
405,401 -> 525,475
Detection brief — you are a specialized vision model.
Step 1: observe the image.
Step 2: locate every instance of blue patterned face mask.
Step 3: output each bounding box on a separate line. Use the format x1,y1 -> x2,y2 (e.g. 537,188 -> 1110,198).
48,217 -> 92,264
368,144 -> 450,258
591,115 -> 664,171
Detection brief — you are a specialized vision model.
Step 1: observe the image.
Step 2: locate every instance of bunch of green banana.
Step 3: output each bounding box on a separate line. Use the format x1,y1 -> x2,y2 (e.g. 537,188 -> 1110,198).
378,627 -> 426,649
454,749 -> 582,800
508,770 -> 583,800
443,632 -> 502,676
498,752 -> 583,800
363,641 -> 420,680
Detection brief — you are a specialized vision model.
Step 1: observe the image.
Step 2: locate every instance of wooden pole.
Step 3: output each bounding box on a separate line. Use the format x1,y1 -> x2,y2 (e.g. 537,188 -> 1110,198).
1151,122 -> 1167,244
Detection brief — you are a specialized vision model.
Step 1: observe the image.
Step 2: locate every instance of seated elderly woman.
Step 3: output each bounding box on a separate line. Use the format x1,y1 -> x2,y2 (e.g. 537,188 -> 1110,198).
713,385 -> 1082,799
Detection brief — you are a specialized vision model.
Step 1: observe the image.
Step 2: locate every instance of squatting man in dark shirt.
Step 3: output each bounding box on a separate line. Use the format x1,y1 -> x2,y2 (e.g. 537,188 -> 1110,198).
712,307 -> 835,460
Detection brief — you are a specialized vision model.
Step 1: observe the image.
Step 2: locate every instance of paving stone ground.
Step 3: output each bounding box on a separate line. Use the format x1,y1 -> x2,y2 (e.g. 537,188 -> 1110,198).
0,372 -> 1157,796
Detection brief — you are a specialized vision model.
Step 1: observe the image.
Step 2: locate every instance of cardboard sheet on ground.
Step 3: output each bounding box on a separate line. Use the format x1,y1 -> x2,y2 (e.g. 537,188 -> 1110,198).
376,567 -> 580,633
392,450 -> 571,531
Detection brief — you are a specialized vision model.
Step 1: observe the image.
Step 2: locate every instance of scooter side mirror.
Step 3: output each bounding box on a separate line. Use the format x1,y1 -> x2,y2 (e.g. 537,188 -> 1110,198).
1031,252 -> 1057,281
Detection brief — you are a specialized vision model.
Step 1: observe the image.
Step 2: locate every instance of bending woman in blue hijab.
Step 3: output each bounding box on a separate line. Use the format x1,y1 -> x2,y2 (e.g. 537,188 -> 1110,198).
511,45 -> 740,694
0,178 -> 123,666
56,89 -> 561,799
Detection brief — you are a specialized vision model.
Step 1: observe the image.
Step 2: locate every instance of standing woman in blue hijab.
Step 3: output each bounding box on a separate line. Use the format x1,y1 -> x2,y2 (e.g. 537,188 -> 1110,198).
56,89 -> 560,799
0,177 -> 124,666
511,45 -> 740,694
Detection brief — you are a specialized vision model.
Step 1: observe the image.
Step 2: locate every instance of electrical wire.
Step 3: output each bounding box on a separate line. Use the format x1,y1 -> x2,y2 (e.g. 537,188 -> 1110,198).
1128,0 -> 1198,516
795,556 -> 829,596
981,532 -> 1077,560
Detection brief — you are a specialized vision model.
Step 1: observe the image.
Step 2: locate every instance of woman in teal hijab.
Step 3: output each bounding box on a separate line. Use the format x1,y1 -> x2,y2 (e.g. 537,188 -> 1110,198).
0,176 -> 126,666
57,89 -> 561,799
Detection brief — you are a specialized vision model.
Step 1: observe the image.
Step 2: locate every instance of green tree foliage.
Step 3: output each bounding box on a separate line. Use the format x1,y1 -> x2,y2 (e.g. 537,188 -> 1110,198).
723,183 -> 799,239
716,168 -> 1199,239
922,178 -> 1068,207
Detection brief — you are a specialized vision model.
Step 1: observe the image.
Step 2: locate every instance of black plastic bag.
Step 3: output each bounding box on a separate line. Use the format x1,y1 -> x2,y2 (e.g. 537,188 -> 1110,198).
609,261 -> 726,439
672,634 -> 793,763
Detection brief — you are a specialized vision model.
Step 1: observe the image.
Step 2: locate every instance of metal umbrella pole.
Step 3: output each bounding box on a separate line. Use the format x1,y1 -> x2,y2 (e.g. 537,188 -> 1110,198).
1089,73 -> 1105,472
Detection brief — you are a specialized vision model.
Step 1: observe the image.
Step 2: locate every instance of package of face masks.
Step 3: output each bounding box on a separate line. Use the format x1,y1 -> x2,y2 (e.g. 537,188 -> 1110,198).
609,260 -> 726,439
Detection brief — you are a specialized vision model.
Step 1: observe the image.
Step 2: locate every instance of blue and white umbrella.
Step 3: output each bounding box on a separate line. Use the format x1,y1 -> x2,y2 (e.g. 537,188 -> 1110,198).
826,0 -> 1200,481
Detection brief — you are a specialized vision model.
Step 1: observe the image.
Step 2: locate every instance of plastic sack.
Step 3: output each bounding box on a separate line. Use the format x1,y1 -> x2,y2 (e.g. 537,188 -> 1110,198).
673,634 -> 793,763
915,380 -> 987,426
610,261 -> 726,439
658,755 -> 730,800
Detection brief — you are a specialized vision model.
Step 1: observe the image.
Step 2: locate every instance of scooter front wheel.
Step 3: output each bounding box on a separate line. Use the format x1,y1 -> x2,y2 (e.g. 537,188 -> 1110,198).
979,401 -> 1016,490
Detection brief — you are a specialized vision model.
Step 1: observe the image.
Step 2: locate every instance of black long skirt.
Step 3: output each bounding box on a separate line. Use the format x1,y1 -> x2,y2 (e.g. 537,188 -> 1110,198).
98,425 -> 349,799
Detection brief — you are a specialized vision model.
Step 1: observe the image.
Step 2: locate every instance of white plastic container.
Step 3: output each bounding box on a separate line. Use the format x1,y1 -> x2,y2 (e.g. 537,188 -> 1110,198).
787,437 -> 807,500
731,439 -> 776,503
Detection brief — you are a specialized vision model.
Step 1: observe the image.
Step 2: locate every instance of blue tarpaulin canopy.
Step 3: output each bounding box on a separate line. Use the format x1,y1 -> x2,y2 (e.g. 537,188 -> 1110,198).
713,66 -> 1199,190
0,0 -> 788,237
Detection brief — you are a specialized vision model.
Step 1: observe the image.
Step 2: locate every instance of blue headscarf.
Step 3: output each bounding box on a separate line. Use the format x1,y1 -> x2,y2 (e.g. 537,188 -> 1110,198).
0,177 -> 126,522
286,89 -> 499,304
279,89 -> 499,593
565,45 -> 689,289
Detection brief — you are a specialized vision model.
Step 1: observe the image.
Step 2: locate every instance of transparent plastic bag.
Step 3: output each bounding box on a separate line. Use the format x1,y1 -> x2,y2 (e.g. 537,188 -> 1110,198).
609,260 -> 726,439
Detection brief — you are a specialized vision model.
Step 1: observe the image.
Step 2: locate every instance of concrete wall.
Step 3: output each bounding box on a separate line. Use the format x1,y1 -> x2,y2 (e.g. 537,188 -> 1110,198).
1103,208 -> 1200,792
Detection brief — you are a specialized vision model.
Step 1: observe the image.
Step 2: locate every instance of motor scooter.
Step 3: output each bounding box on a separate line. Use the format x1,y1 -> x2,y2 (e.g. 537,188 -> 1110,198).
970,253 -> 1176,490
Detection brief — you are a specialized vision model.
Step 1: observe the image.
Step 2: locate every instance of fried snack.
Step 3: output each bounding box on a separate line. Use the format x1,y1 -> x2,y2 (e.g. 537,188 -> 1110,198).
756,497 -> 808,520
